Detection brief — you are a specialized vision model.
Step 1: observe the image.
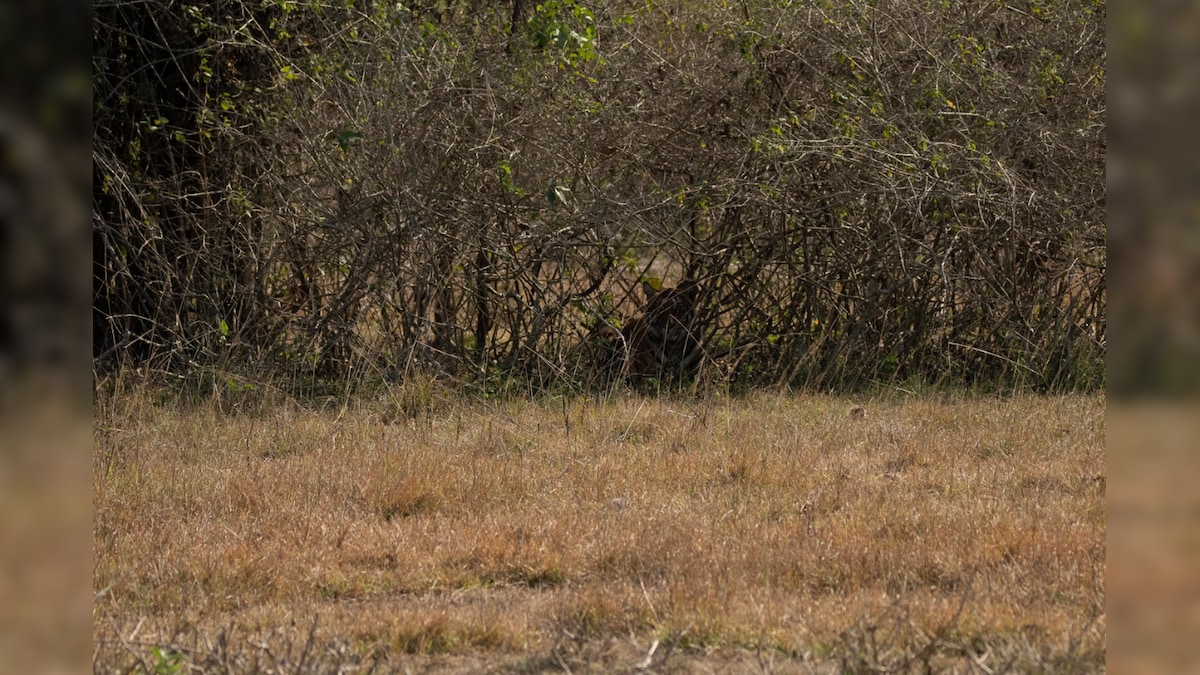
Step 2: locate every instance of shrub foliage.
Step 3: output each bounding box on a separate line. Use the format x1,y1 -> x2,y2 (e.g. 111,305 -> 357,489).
93,0 -> 1105,391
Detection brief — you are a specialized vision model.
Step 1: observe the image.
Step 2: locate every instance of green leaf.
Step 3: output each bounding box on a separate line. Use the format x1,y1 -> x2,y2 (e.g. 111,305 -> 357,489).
332,128 -> 364,150
547,180 -> 572,206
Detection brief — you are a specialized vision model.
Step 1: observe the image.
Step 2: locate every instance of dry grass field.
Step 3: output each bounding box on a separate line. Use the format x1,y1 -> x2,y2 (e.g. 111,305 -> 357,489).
93,386 -> 1105,672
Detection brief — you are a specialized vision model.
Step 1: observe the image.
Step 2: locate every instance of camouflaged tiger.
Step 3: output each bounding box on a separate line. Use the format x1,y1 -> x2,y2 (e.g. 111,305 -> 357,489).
601,280 -> 702,382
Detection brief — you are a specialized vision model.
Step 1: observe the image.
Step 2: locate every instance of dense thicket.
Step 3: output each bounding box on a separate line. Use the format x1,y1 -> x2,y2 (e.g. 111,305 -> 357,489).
94,0 -> 1105,393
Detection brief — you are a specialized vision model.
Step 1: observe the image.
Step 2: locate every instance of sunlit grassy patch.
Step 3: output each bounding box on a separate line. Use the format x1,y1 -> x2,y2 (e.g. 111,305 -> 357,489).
94,387 -> 1104,671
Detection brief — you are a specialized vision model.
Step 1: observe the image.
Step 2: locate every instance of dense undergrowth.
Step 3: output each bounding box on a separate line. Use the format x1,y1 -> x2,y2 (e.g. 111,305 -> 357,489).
94,0 -> 1105,394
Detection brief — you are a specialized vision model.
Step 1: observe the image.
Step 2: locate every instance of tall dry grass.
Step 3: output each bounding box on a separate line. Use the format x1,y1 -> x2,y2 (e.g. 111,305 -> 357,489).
93,384 -> 1104,672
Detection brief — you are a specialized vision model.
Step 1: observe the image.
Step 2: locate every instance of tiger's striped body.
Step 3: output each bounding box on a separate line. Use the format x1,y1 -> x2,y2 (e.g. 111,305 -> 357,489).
605,280 -> 702,382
